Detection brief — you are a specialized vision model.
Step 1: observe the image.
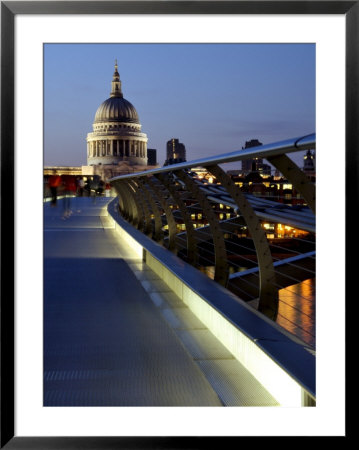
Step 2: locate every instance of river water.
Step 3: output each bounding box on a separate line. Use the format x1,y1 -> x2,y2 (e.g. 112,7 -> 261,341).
198,265 -> 316,348
277,278 -> 316,349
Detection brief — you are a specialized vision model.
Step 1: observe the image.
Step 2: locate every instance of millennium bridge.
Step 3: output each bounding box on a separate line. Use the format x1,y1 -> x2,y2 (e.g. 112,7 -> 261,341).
44,134 -> 316,407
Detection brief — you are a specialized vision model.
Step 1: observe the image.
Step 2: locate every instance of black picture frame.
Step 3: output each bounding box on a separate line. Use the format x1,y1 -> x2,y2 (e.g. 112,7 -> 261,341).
1,1 -> 353,447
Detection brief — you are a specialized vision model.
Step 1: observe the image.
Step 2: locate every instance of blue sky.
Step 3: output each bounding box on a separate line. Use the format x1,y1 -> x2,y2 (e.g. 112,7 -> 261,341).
44,43 -> 315,169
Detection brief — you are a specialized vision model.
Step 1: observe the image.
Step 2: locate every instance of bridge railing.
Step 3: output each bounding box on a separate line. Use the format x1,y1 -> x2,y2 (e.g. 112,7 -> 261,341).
109,134 -> 316,330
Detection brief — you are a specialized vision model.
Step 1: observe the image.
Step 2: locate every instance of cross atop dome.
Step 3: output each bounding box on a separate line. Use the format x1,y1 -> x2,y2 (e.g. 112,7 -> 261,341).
110,59 -> 123,98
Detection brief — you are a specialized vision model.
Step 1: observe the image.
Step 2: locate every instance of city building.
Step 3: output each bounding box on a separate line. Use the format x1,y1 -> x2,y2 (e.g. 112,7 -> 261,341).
303,149 -> 315,180
164,138 -> 186,166
227,171 -> 307,207
147,148 -> 157,166
241,139 -> 271,175
43,166 -> 82,176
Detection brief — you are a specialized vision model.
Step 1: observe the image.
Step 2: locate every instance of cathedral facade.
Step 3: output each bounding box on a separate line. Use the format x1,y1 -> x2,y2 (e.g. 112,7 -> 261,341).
85,61 -> 156,179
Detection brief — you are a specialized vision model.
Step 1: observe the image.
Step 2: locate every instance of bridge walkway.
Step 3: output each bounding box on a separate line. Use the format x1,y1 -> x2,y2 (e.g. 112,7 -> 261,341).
44,196 -> 279,407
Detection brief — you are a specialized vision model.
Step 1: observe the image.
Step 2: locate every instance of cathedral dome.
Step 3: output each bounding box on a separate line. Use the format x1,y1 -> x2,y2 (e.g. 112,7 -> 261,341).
94,96 -> 140,124
86,60 -> 148,168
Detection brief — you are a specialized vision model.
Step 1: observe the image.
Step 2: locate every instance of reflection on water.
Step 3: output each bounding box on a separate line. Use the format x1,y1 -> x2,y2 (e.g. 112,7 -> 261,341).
198,265 -> 215,280
198,265 -> 316,349
277,278 -> 315,349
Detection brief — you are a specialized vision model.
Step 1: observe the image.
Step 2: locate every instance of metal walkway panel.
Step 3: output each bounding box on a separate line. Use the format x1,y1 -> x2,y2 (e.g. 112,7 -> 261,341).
44,198 -> 222,406
197,359 -> 279,406
140,278 -> 173,293
161,308 -> 207,331
148,291 -> 185,309
174,329 -> 234,361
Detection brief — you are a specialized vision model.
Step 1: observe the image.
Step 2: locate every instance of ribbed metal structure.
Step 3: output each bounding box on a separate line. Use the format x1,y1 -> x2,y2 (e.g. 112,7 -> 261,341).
110,134 -> 316,334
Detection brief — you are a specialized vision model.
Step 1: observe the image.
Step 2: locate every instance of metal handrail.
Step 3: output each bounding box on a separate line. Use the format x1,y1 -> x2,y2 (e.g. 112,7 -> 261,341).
109,133 -> 315,182
110,133 -> 316,332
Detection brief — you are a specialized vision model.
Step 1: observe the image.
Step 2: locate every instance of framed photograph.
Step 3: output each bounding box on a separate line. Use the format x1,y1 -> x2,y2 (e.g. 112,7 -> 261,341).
1,1 -> 353,447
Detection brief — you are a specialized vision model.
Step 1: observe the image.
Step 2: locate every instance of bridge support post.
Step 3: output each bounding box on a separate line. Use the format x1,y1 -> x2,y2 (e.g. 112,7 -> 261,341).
113,182 -> 131,221
126,179 -> 146,231
137,177 -> 164,243
127,179 -> 152,236
156,173 -> 199,265
205,164 -> 278,320
175,169 -> 228,287
146,177 -> 178,253
113,182 -> 125,216
267,154 -> 316,214
119,181 -> 140,227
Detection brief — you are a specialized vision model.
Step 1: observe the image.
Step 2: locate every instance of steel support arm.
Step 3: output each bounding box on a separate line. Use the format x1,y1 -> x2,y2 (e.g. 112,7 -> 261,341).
137,177 -> 164,243
267,154 -> 316,214
206,164 -> 278,320
175,169 -> 228,286
156,173 -> 199,265
146,177 -> 178,253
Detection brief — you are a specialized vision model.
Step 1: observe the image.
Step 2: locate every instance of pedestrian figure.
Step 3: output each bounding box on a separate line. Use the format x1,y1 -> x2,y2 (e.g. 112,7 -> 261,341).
98,179 -> 105,197
62,175 -> 77,218
84,178 -> 91,197
105,182 -> 111,197
48,170 -> 61,207
77,177 -> 85,197
90,177 -> 99,203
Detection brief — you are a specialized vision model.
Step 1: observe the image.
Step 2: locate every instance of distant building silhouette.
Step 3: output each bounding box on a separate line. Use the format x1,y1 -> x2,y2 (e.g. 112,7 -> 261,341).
164,138 -> 186,166
303,150 -> 315,173
147,148 -> 157,166
241,139 -> 271,175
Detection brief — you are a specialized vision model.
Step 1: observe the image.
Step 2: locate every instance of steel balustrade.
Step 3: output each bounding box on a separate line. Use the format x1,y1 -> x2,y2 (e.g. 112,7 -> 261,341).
156,173 -> 199,264
110,133 -> 316,321
204,164 -> 278,319
146,177 -> 178,252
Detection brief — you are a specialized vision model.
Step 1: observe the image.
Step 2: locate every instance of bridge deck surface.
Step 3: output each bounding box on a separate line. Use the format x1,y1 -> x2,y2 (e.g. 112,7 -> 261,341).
44,196 -> 278,407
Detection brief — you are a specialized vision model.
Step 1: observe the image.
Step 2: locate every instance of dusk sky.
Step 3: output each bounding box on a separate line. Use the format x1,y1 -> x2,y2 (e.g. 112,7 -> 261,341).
44,43 -> 315,169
